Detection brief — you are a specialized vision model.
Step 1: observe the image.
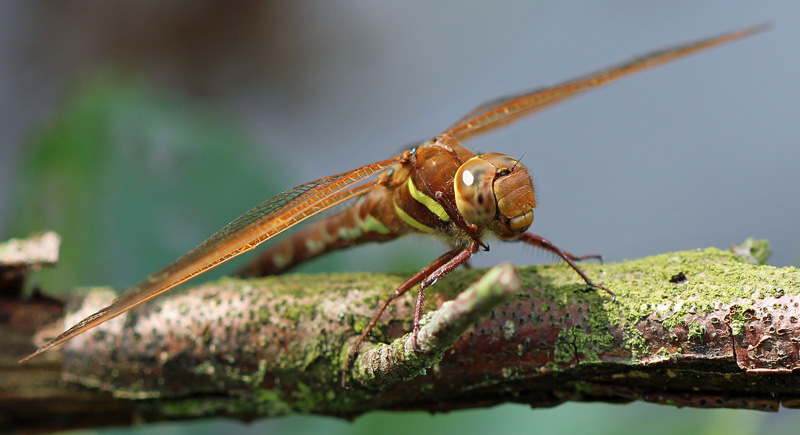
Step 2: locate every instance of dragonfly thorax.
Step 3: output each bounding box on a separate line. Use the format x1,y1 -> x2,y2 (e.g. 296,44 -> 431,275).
454,153 -> 535,239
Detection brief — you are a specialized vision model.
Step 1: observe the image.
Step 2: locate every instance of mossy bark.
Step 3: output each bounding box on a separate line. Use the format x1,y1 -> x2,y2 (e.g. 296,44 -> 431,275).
3,242 -> 800,431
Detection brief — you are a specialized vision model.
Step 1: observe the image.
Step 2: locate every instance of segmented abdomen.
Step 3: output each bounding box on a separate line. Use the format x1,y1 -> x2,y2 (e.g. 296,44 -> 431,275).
238,185 -> 407,277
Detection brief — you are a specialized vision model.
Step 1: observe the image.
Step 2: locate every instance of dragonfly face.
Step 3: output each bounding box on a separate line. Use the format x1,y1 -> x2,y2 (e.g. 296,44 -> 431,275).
455,153 -> 535,239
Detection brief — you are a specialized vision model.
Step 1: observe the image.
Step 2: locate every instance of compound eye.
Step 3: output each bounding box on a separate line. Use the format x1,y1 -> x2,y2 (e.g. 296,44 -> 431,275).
480,153 -> 522,175
454,158 -> 497,227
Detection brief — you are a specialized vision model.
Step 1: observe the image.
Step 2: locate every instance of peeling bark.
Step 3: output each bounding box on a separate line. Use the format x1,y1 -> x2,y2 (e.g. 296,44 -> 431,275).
2,235 -> 800,432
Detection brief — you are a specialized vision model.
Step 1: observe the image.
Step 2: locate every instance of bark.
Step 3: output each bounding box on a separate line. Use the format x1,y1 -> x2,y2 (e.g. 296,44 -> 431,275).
2,234 -> 799,433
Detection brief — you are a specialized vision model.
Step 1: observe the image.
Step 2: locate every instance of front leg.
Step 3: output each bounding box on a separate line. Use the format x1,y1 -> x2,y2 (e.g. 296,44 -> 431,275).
342,246 -> 462,387
342,241 -> 481,387
412,240 -> 482,349
517,232 -> 615,300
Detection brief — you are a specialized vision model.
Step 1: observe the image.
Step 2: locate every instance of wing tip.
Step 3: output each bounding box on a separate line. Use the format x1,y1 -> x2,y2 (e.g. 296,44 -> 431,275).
19,345 -> 51,364
742,22 -> 772,36
719,22 -> 771,44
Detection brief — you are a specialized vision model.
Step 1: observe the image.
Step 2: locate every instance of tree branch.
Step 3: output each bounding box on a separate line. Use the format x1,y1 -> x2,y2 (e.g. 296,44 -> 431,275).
3,235 -> 800,432
353,264 -> 520,389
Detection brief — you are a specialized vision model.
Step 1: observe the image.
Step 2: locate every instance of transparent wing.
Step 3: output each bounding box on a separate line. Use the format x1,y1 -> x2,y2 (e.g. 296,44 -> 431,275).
442,24 -> 766,143
20,154 -> 403,362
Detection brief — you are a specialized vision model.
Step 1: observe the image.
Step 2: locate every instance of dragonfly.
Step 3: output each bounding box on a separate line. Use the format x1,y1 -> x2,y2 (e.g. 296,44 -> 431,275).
21,26 -> 763,385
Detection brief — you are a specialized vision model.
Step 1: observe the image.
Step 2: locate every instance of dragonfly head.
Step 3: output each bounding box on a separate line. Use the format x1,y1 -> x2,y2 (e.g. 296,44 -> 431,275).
454,153 -> 535,238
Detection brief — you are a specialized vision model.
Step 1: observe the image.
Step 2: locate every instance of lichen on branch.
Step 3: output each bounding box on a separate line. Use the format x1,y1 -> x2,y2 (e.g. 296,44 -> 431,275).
7,242 -> 800,426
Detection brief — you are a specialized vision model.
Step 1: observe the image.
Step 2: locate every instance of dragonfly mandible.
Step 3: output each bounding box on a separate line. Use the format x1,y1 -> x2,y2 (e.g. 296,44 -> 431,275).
21,26 -> 764,385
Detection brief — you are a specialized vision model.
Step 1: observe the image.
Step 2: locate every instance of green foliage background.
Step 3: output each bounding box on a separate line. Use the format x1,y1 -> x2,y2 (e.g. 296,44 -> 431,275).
11,76 -> 281,291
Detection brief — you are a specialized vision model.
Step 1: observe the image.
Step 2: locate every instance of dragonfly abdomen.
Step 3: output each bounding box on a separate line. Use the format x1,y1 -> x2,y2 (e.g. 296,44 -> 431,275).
238,186 -> 406,277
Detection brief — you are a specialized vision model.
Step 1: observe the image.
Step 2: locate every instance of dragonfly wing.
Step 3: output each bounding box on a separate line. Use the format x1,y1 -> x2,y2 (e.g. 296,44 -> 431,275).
20,154 -> 403,363
442,24 -> 766,143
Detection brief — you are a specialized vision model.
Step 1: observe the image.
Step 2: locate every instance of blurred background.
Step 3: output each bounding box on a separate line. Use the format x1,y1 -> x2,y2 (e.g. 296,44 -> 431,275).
2,1 -> 799,434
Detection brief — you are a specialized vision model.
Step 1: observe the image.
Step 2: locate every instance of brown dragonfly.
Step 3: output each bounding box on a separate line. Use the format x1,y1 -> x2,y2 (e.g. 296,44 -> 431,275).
21,26 -> 763,384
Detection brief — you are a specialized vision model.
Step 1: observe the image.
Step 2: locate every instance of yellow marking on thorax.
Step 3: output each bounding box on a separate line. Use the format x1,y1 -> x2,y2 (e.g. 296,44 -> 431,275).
406,177 -> 450,222
393,201 -> 435,233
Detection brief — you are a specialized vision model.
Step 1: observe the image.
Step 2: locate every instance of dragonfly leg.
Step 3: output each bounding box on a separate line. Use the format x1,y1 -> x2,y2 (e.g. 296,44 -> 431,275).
412,240 -> 482,351
518,232 -> 615,301
432,191 -> 486,248
342,247 -> 462,387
